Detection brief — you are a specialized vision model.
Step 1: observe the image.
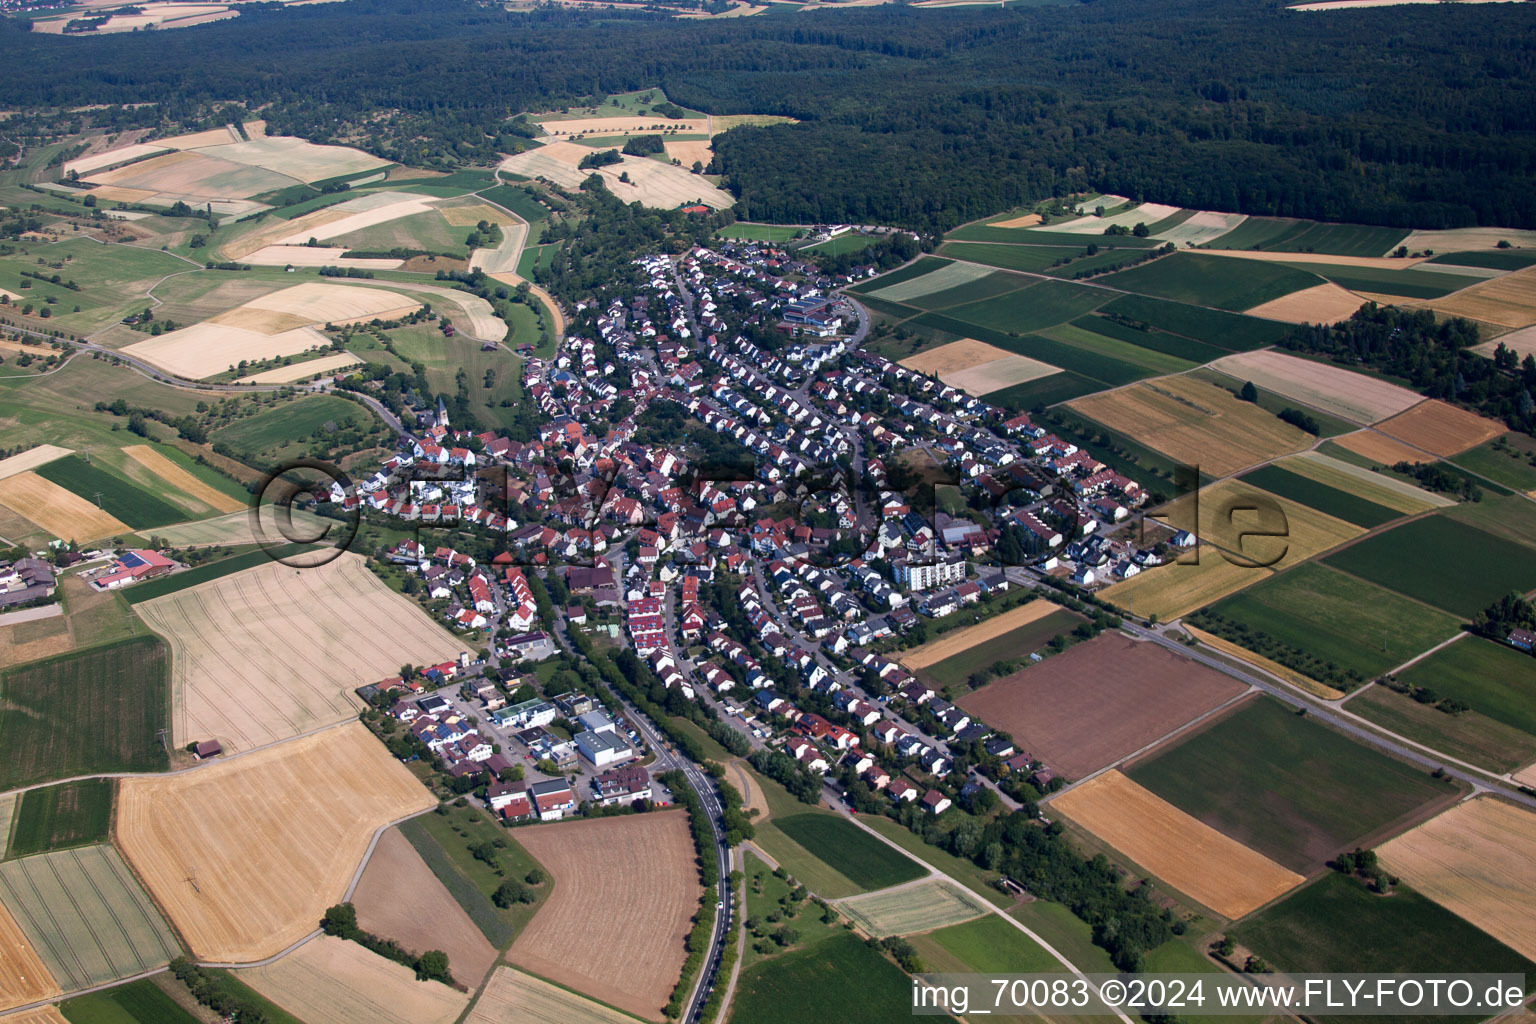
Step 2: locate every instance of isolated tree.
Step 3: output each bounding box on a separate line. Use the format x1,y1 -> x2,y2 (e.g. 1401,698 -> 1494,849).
416,950 -> 451,983
1239,380 -> 1258,402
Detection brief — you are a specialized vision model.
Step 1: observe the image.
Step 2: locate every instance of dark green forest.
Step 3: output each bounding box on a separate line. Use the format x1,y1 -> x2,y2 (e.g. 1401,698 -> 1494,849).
2,0 -> 1534,230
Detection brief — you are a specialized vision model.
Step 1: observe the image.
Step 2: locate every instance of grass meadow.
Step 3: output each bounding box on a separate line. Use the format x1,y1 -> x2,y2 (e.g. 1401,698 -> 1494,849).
1324,515 -> 1536,617
772,814 -> 926,891
729,931 -> 913,1024
60,977 -> 203,1024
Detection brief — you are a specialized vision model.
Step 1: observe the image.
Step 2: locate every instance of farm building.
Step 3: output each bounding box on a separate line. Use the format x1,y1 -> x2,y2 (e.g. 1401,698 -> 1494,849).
92,549 -> 176,590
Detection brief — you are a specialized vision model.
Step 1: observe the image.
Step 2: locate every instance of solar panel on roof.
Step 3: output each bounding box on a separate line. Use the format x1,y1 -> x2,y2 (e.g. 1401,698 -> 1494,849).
119,552 -> 146,568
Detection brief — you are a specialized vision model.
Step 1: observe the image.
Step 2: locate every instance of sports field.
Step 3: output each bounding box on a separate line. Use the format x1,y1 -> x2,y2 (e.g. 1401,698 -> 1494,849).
1377,797 -> 1536,961
116,722 -> 433,963
6,780 -> 113,860
960,633 -> 1246,778
508,812 -> 702,1021
1371,399 -> 1505,457
1196,562 -> 1461,685
0,473 -> 128,543
466,967 -> 640,1024
350,826 -> 497,989
0,844 -> 180,992
0,635 -> 169,790
1323,514 -> 1536,617
1208,350 -> 1419,425
1068,375 -> 1313,477
1128,696 -> 1456,873
240,936 -> 469,1024
772,814 -> 926,891
729,931 -> 913,1024
835,879 -> 986,938
135,553 -> 463,751
1050,771 -> 1302,919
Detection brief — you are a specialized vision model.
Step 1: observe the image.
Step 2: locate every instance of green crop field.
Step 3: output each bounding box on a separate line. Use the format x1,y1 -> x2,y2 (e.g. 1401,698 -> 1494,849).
938,241 -> 1065,273
947,224 -> 1162,247
36,455 -> 188,530
1324,515 -> 1536,617
61,977 -> 203,1024
941,279 -> 1111,334
7,778 -> 114,859
718,222 -> 803,242
332,208 -> 468,257
772,814 -> 926,891
1427,249 -> 1536,271
911,316 -> 1146,387
1237,873 -> 1533,1024
1128,696 -> 1455,873
849,255 -> 952,293
908,913 -> 1060,974
1038,322 -> 1197,377
1102,252 -> 1320,311
1347,683 -> 1536,774
1400,636 -> 1536,736
1206,218 -> 1408,258
1044,247 -> 1157,278
1198,563 -> 1461,682
730,931 -> 913,1024
481,184 -> 550,224
1451,434 -> 1536,492
1101,294 -> 1289,350
1439,492 -> 1536,553
902,271 -> 1028,312
1281,262 -> 1468,300
1069,312 -> 1230,364
917,607 -> 1086,690
210,393 -> 385,463
987,370 -> 1103,411
1238,464 -> 1403,528
0,635 -> 169,789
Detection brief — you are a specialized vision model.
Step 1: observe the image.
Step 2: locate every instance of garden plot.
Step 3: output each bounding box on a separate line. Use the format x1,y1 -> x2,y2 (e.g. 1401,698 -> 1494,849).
1207,349 -> 1421,424
867,260 -> 994,303
240,935 -> 469,1024
0,844 -> 180,992
836,880 -> 987,938
1244,282 -> 1367,324
136,553 -> 463,751
1151,210 -> 1247,247
1050,771 -> 1303,919
1036,202 -> 1182,235
116,722 -> 434,963
0,473 -> 128,543
1378,797 -> 1536,961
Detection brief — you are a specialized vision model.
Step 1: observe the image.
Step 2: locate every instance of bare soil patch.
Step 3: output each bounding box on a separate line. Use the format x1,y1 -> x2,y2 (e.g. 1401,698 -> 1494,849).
957,633 -> 1246,779
1373,399 -> 1505,457
1332,428 -> 1437,465
467,967 -> 638,1024
508,812 -> 703,1021
116,722 -> 434,963
352,828 -> 497,988
1050,771 -> 1303,919
1244,282 -> 1367,325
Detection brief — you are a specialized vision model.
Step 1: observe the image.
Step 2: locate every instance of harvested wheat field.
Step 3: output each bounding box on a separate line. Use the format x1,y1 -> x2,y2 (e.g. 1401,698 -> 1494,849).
1373,399 -> 1505,457
1277,452 -> 1453,512
87,150 -> 294,201
136,553 -> 463,751
1069,375 -> 1313,477
235,352 -> 362,384
243,246 -> 404,270
992,213 -> 1043,228
901,338 -> 1057,396
536,116 -> 710,137
1101,547 -> 1274,621
200,136 -> 388,183
497,142 -> 593,187
901,599 -> 1062,669
434,199 -> 514,228
958,633 -> 1247,779
0,1009 -> 68,1024
1153,210 -> 1247,247
266,195 -> 435,247
157,126 -> 243,150
116,722 -> 433,963
1401,227 -> 1536,254
1474,324 -> 1536,360
351,828 -> 497,988
1378,797 -> 1536,960
600,158 -> 733,210
1209,350 -> 1420,425
62,143 -> 170,177
0,901 -> 58,1013
1332,428 -> 1437,465
123,322 -> 330,380
122,445 -> 244,513
836,879 -> 987,938
241,935 -> 468,1024
222,191 -> 417,258
245,282 -> 416,322
148,506 -> 327,548
1050,771 -> 1303,919
509,812 -> 702,1021
0,445 -> 71,482
467,967 -> 638,1024
0,472 -> 128,543
1194,476 -> 1364,569
664,138 -> 714,168
1425,265 -> 1536,328
1244,283 -> 1367,325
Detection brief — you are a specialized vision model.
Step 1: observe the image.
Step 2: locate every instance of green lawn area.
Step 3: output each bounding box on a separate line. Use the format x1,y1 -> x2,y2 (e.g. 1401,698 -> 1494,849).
773,814 -> 926,891
1101,252 -> 1321,311
1128,696 -> 1456,873
480,184 -> 550,224
807,233 -> 874,255
917,607 -> 1085,691
36,454 -> 189,530
1199,562 -> 1462,682
60,977 -> 203,1024
909,913 -> 1061,973
389,321 -> 526,431
1238,464 -> 1403,528
1324,514 -> 1536,617
987,370 -> 1104,411
7,778 -> 114,859
210,392 -> 386,463
730,930 -> 913,1024
0,635 -> 169,790
1237,874 -> 1532,1024
738,766 -> 866,899
1141,937 -> 1273,1024
1400,635 -> 1536,736
1347,682 -> 1536,774
1451,433 -> 1536,492
1009,899 -> 1118,974
718,222 -> 803,242
331,208 -> 468,257
400,804 -> 548,948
